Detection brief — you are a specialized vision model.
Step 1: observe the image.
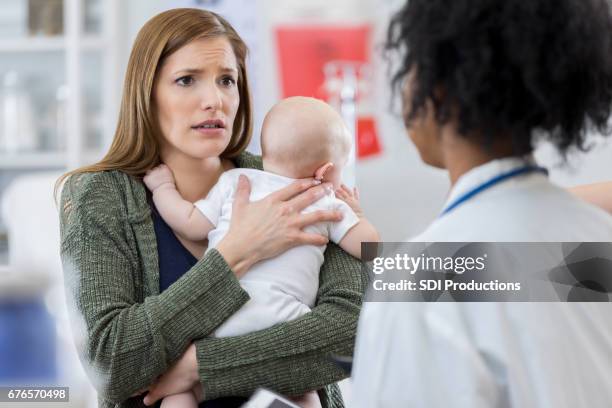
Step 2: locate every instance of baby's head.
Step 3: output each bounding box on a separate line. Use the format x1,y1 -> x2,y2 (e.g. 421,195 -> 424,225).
261,96 -> 351,189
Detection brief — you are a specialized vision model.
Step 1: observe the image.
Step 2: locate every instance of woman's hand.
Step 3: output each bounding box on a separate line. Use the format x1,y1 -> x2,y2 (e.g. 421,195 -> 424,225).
142,343 -> 201,406
216,175 -> 343,277
289,390 -> 322,408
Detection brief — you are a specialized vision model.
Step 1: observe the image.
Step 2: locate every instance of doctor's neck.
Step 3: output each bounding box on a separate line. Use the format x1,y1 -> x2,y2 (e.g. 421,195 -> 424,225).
440,129 -> 517,187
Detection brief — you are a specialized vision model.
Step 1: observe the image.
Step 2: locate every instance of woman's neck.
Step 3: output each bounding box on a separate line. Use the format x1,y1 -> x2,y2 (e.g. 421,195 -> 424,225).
161,151 -> 228,202
441,128 -> 516,187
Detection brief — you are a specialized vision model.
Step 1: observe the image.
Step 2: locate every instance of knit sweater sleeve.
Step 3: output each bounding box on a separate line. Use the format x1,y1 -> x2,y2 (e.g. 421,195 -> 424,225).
59,172 -> 250,403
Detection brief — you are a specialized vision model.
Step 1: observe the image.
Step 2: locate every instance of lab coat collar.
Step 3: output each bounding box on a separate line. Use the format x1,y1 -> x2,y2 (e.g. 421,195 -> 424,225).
442,155 -> 539,212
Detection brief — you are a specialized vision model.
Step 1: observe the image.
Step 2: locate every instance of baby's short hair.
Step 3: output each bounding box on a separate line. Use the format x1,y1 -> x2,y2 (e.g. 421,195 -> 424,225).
261,97 -> 351,178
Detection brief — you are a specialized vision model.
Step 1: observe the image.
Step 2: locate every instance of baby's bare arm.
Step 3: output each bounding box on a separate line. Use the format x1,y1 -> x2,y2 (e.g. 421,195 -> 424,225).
335,184 -> 380,259
338,219 -> 379,259
144,165 -> 214,241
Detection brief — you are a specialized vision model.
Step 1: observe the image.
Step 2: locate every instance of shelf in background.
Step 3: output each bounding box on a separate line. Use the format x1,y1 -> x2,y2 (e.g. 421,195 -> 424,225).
0,36 -> 107,52
0,37 -> 63,52
0,149 -> 107,169
0,152 -> 66,169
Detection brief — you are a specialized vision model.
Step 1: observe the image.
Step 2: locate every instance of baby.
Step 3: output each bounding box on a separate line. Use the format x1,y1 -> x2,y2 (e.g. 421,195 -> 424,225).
144,96 -> 379,408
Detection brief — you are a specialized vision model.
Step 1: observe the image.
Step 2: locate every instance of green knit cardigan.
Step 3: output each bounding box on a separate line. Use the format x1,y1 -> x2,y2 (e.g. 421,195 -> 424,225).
59,151 -> 367,408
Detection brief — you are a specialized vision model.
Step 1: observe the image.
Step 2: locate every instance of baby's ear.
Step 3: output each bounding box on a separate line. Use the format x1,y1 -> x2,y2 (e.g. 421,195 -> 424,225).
314,162 -> 334,181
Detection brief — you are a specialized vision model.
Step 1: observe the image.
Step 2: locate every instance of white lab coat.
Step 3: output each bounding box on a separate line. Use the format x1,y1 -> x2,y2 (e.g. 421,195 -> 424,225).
351,157 -> 612,408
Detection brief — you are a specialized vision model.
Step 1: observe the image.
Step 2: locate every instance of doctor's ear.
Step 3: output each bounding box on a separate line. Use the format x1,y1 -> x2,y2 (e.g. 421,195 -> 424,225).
314,162 -> 334,181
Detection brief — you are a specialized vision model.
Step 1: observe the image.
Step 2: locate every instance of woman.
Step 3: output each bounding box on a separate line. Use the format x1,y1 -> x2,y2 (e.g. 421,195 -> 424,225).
352,0 -> 612,406
58,9 -> 365,408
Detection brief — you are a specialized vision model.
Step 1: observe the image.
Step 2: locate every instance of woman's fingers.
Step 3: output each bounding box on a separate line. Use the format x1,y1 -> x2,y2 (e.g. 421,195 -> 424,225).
142,386 -> 159,406
217,177 -> 339,272
286,183 -> 333,212
130,387 -> 148,397
192,383 -> 205,403
268,178 -> 321,202
295,210 -> 343,229
142,380 -> 168,406
141,343 -> 199,406
295,231 -> 330,246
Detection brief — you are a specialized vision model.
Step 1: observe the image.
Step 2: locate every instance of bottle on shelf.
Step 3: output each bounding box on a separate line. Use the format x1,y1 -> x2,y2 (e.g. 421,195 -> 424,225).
28,0 -> 64,37
0,70 -> 38,154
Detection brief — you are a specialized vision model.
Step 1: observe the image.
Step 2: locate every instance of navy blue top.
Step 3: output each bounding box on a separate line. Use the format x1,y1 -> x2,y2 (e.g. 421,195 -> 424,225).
152,201 -> 199,293
150,199 -> 247,408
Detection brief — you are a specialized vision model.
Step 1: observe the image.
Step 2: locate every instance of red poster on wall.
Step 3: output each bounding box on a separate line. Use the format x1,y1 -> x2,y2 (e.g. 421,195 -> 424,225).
357,116 -> 382,158
275,25 -> 370,98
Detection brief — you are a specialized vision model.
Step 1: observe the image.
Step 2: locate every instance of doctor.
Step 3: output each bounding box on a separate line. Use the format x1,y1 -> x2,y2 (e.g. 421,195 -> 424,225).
352,0 -> 612,407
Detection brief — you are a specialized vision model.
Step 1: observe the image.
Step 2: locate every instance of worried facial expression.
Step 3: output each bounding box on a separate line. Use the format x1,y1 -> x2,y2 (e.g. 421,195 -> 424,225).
154,36 -> 240,161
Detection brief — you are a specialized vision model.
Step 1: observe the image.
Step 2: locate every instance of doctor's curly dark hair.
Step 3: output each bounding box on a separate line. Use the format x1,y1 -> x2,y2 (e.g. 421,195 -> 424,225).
386,0 -> 612,155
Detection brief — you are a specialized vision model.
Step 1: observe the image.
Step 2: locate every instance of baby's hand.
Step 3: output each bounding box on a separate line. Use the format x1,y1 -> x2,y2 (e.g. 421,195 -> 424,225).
144,164 -> 176,192
335,184 -> 365,218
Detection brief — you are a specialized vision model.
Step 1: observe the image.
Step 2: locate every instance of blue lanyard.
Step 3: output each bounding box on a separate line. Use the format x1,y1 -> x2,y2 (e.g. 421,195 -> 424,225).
440,165 -> 549,217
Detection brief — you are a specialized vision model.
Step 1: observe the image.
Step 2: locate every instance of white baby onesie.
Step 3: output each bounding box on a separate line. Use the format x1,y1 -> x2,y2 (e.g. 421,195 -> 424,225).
195,168 -> 359,337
